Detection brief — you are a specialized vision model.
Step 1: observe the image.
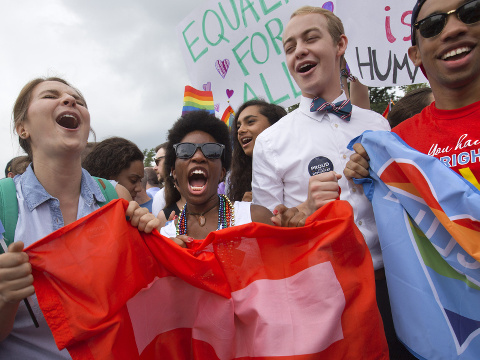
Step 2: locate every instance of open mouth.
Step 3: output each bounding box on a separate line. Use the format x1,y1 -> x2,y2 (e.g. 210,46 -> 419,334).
56,114 -> 79,129
441,47 -> 472,61
297,62 -> 316,73
188,169 -> 208,192
241,137 -> 252,146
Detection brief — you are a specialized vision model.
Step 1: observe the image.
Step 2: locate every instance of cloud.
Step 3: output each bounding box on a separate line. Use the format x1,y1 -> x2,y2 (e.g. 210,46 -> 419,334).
0,0 -> 201,172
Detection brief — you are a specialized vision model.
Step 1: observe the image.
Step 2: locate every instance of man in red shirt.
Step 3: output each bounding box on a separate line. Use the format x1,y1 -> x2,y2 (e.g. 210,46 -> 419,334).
345,0 -> 480,184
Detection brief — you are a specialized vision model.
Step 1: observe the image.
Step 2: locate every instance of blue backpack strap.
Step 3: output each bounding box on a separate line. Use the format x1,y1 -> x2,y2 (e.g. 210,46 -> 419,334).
0,178 -> 18,252
92,177 -> 118,207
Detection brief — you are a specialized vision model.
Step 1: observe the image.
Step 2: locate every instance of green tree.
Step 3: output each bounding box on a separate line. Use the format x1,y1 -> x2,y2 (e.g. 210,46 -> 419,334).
368,86 -> 399,114
399,83 -> 429,94
287,103 -> 299,113
143,148 -> 155,167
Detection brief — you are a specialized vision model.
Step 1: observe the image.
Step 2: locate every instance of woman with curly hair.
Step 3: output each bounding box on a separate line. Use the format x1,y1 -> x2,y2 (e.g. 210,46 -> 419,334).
82,136 -> 144,199
228,100 -> 287,202
160,110 -> 320,246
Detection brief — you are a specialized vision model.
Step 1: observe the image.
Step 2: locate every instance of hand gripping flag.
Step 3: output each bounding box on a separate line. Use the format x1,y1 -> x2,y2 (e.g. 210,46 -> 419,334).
26,199 -> 388,360
351,131 -> 480,360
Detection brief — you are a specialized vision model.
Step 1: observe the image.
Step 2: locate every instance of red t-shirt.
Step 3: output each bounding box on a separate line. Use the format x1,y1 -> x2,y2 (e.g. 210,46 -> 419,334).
393,100 -> 480,180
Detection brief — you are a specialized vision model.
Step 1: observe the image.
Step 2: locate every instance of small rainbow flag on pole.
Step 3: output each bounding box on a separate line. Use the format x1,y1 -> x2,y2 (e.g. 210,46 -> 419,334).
382,100 -> 394,119
221,105 -> 235,128
182,86 -> 215,116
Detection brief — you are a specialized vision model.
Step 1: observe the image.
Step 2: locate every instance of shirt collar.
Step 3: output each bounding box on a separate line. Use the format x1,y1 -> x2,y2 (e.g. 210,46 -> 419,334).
18,165 -> 106,211
81,169 -> 106,206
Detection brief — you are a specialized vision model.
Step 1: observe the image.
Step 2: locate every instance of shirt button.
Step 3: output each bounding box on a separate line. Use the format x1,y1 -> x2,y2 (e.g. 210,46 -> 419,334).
343,154 -> 347,159
335,124 -> 339,128
358,220 -> 363,226
352,188 -> 357,193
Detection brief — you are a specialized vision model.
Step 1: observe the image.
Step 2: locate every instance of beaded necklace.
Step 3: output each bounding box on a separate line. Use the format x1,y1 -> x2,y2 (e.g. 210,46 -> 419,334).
176,194 -> 235,236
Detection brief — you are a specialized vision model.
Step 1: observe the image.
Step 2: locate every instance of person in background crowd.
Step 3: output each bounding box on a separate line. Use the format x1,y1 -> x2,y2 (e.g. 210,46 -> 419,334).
144,167 -> 160,199
153,143 -> 167,184
0,77 -> 159,358
387,87 -> 434,128
151,143 -> 168,217
228,99 -> 286,203
135,168 -> 155,213
82,136 -> 144,200
4,159 -> 14,178
4,156 -> 30,178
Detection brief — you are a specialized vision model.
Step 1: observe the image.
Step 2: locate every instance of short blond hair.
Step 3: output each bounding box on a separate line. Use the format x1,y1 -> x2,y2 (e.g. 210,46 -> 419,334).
290,6 -> 345,44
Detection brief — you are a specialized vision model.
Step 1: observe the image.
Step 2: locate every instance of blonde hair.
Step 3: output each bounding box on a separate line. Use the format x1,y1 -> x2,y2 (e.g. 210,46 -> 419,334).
290,6 -> 345,44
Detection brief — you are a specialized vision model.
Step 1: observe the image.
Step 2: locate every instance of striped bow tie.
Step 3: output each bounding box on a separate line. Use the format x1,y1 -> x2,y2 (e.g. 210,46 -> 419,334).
310,97 -> 352,121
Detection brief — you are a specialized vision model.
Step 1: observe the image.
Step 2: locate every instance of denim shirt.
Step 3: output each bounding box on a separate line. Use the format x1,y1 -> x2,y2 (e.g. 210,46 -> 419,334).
0,164 -> 107,359
14,164 -> 106,247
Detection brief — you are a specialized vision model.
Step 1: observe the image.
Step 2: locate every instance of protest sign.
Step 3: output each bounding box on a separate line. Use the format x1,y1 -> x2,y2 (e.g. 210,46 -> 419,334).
176,0 -> 426,113
338,0 -> 427,87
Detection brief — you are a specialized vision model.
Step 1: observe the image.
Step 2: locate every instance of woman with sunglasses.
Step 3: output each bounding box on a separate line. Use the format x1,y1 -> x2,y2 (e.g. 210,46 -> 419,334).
228,99 -> 286,202
0,77 -> 159,358
160,111 -> 311,243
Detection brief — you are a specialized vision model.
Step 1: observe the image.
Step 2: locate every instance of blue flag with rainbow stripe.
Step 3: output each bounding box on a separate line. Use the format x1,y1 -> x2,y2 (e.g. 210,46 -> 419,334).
352,131 -> 480,360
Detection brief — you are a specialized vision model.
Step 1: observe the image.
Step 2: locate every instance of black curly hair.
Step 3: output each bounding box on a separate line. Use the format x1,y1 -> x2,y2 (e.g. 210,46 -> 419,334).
82,136 -> 144,180
163,110 -> 232,208
227,99 -> 286,202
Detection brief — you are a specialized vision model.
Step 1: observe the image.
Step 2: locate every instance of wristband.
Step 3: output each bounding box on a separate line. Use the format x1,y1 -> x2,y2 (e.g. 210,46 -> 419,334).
341,68 -> 357,83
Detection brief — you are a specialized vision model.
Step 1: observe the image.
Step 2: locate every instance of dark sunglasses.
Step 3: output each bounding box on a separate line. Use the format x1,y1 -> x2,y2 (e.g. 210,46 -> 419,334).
154,156 -> 165,166
414,0 -> 480,39
173,142 -> 225,160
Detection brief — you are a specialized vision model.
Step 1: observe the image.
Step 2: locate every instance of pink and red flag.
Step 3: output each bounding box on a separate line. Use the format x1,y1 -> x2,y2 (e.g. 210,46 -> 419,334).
26,199 -> 388,359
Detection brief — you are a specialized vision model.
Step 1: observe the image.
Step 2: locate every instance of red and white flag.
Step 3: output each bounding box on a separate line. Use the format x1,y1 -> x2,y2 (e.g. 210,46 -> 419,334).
27,199 -> 388,359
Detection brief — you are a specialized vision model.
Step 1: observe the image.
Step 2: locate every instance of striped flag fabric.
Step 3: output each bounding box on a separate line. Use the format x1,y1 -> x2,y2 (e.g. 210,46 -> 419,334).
382,100 -> 394,119
26,199 -> 388,360
221,105 -> 235,128
352,131 -> 480,360
182,85 -> 215,116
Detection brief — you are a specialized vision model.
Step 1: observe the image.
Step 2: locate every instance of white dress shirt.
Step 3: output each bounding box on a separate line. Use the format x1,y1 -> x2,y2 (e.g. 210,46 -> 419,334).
252,93 -> 390,270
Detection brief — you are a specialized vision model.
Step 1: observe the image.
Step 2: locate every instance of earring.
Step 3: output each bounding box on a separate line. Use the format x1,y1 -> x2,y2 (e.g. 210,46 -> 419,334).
21,131 -> 27,139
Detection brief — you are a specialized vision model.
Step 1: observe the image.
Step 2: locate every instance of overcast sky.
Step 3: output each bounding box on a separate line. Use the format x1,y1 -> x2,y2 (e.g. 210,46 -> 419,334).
0,0 -> 209,173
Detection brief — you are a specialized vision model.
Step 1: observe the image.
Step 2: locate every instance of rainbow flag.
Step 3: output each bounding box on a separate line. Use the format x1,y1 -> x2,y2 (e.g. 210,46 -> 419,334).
382,100 -> 394,118
221,105 -> 235,128
182,85 -> 214,116
351,131 -> 480,360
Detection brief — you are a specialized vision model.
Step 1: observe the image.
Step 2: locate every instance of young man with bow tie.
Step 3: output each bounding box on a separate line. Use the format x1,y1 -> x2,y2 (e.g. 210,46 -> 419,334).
253,6 -> 389,269
250,6 -> 416,358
